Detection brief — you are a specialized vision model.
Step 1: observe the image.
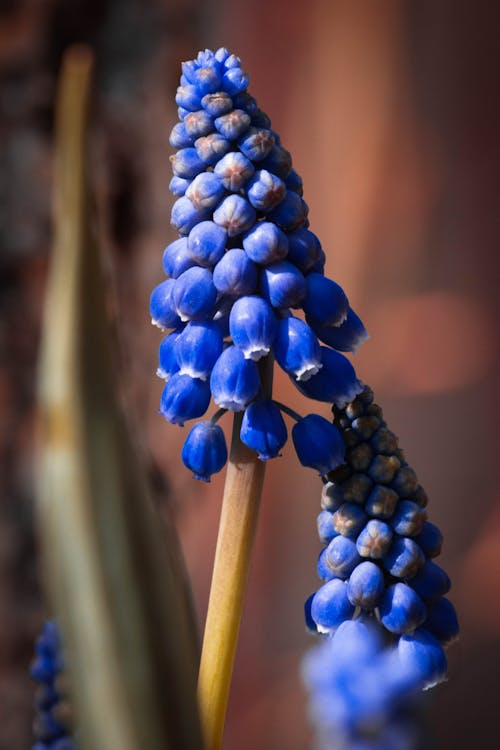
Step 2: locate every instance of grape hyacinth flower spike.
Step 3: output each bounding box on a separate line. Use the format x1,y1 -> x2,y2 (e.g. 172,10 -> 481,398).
303,387 -> 459,748
153,46 -> 367,484
30,621 -> 75,750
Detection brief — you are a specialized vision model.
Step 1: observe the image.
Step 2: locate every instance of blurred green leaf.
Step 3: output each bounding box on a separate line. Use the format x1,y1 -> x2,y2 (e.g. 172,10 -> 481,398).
37,45 -> 204,750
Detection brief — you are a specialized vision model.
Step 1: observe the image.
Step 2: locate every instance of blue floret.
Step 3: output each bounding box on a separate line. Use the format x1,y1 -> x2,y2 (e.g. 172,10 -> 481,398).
311,579 -> 355,633
182,421 -> 228,481
273,317 -> 322,381
160,373 -> 211,425
229,295 -> 278,361
240,400 -> 287,460
187,221 -> 227,267
260,260 -> 306,309
292,414 -> 345,475
162,237 -> 197,278
210,345 -> 260,411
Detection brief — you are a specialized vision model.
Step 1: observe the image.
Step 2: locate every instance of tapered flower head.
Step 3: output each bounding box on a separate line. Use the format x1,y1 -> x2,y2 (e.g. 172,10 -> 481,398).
151,47 -> 370,480
31,622 -> 74,749
304,386 -> 458,744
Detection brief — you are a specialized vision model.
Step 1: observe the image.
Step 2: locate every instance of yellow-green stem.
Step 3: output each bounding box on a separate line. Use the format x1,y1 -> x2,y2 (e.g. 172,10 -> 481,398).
198,357 -> 273,750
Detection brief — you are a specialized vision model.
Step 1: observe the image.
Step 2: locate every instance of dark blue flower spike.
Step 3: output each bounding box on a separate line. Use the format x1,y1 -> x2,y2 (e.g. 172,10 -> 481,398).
303,386 -> 458,747
30,621 -> 76,750
153,47 -> 369,482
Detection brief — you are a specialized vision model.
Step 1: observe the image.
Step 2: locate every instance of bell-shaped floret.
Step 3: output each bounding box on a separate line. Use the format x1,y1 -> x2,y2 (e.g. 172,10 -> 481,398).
195,133 -> 231,165
413,522 -> 443,559
213,248 -> 258,296
222,66 -> 249,95
397,629 -> 447,690
210,345 -> 260,411
193,65 -> 223,95
268,190 -> 308,231
246,169 -> 286,212
409,561 -> 451,602
303,273 -> 349,326
162,237 -> 197,278
170,196 -> 210,235
292,414 -> 345,475
383,538 -> 425,579
174,321 -> 223,380
332,503 -> 367,539
260,260 -> 306,309
232,91 -> 258,114
356,519 -> 393,558
150,279 -> 182,330
187,221 -> 227,267
159,373 -> 211,426
185,172 -> 225,211
213,194 -> 256,236
285,168 -> 303,195
311,307 -> 369,353
237,127 -> 275,161
172,267 -> 217,322
181,421 -> 228,482
390,500 -> 427,537
242,221 -> 288,265
273,317 -> 321,381
157,330 -> 182,380
324,535 -> 361,581
175,84 -> 202,111
183,110 -> 214,139
310,579 -> 355,634
229,295 -> 277,360
365,485 -> 399,520
285,228 -> 322,273
293,346 -> 363,407
201,91 -> 233,117
169,122 -> 194,149
328,618 -> 386,667
214,109 -> 251,140
213,151 -> 255,191
259,145 -> 292,179
380,583 -> 427,635
423,598 -> 459,646
169,176 -> 191,197
347,561 -> 385,609
170,147 -> 206,179
240,400 -> 287,460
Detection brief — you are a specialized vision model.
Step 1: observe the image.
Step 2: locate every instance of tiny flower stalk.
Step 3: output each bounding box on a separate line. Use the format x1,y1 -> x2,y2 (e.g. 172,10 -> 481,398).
154,47 -> 369,749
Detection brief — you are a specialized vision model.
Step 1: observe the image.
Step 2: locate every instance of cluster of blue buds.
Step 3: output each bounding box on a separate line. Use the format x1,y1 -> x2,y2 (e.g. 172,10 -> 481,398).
303,618 -> 423,750
30,622 -> 75,750
303,387 -> 458,746
151,47 -> 368,481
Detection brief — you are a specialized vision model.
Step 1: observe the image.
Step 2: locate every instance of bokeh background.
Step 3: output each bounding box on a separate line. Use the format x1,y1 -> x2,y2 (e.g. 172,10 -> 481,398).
0,1 -> 498,748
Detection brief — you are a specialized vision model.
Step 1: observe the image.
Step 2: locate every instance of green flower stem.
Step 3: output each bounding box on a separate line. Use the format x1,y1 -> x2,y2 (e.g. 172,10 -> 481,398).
198,356 -> 273,750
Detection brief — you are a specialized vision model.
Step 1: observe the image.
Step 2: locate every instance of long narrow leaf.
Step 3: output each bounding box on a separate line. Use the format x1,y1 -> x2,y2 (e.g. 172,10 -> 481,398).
37,46 -> 203,750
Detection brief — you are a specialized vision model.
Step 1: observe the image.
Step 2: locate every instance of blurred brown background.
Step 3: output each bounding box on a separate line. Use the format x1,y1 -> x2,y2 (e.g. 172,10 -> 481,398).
0,0 -> 498,748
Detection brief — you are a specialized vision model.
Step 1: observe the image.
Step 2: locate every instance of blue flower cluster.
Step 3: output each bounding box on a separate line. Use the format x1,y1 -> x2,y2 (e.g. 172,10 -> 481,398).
30,621 -> 75,750
303,386 -> 458,746
303,618 -> 422,750
151,47 -> 368,481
